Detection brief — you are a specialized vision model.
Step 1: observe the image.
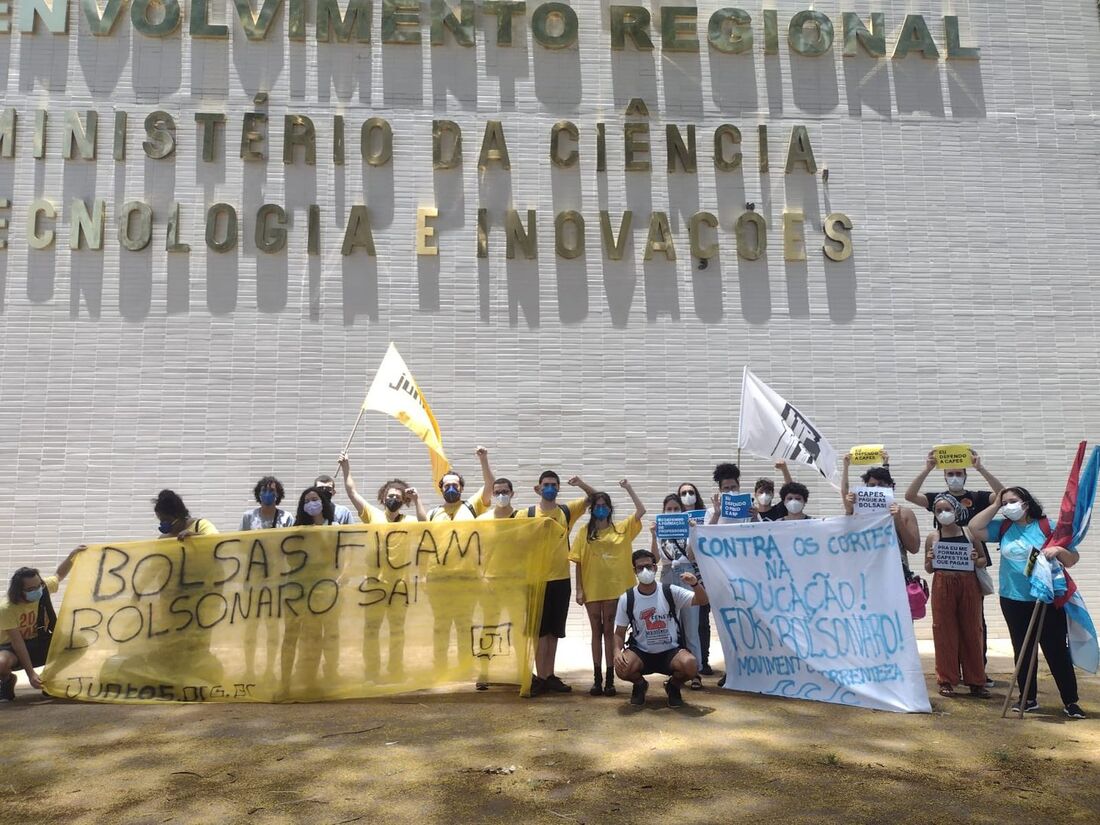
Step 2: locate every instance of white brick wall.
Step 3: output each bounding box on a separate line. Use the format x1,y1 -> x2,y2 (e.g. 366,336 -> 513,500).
0,2 -> 1098,645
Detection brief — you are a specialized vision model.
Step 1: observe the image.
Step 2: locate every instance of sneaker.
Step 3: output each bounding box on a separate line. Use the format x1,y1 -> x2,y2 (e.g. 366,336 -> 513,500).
1063,703 -> 1087,720
528,676 -> 545,697
700,664 -> 715,676
544,675 -> 572,693
0,674 -> 14,702
664,679 -> 684,708
629,679 -> 648,705
1011,698 -> 1040,714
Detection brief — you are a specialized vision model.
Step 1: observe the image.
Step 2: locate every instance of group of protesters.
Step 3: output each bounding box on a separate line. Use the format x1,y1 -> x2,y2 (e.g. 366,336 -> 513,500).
0,446 -> 1087,718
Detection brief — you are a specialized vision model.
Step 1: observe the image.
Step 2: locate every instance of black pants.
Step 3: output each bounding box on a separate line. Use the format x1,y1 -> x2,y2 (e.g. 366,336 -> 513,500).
1000,597 -> 1078,705
698,603 -> 711,667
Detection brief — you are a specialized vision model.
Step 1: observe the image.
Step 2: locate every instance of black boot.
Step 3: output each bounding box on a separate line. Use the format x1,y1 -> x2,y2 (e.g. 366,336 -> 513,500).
603,671 -> 616,696
589,667 -> 603,696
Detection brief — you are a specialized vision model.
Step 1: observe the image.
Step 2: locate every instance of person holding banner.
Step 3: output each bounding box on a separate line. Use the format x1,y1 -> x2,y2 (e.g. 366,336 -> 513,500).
613,550 -> 709,708
425,448 -> 494,521
313,474 -> 355,525
516,471 -> 595,696
0,546 -> 86,701
154,490 -> 218,540
571,481 -> 645,697
840,456 -> 921,569
969,488 -> 1085,718
923,494 -> 989,698
472,478 -> 520,689
337,454 -> 426,523
240,476 -> 295,531
652,494 -> 705,689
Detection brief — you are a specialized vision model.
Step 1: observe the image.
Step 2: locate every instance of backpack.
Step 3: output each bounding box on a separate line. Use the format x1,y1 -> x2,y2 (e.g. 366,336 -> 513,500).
25,590 -> 57,669
427,501 -> 478,521
624,583 -> 683,647
511,503 -> 572,522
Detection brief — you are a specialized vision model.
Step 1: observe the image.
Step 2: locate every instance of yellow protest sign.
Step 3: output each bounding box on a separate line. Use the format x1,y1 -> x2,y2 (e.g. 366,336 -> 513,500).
849,444 -> 885,465
933,444 -> 973,469
43,519 -> 563,703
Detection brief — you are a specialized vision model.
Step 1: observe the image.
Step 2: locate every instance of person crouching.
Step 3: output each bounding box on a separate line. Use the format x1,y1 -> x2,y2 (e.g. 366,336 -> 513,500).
613,549 -> 708,708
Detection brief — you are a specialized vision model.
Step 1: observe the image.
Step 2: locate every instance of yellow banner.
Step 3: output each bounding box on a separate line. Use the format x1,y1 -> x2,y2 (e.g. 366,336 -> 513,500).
849,444 -> 885,465
43,519 -> 563,703
933,444 -> 973,469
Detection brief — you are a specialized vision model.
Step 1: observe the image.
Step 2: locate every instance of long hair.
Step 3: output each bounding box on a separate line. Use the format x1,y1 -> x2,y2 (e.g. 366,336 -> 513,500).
376,479 -> 410,505
676,482 -> 702,509
154,489 -> 189,522
586,492 -> 615,542
7,567 -> 39,604
1003,486 -> 1045,520
295,486 -> 336,526
662,493 -> 682,512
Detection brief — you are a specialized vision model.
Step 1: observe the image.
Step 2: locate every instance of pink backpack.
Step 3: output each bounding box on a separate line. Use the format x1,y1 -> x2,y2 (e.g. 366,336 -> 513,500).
905,572 -> 930,620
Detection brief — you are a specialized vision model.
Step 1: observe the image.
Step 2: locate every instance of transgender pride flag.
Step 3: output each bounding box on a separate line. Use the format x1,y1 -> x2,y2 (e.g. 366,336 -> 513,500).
1029,442 -> 1100,673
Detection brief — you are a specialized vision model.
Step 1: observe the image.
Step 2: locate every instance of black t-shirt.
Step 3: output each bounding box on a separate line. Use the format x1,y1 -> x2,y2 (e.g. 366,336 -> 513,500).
759,503 -> 788,521
921,489 -> 992,527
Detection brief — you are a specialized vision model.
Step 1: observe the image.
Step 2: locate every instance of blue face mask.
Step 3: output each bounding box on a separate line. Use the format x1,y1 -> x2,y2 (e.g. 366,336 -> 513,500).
259,489 -> 277,507
158,520 -> 175,534
443,485 -> 461,503
24,587 -> 44,602
593,505 -> 611,520
541,484 -> 559,502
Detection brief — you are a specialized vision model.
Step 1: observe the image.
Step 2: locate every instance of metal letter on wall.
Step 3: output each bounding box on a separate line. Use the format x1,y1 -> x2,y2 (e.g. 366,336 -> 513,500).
131,0 -> 182,37
63,111 -> 97,160
787,10 -> 833,57
708,7 -> 751,54
283,115 -> 317,165
624,123 -> 651,171
27,199 -> 56,250
381,0 -> 420,44
893,14 -> 939,59
735,211 -> 766,260
80,0 -> 127,35
661,6 -> 698,53
842,12 -> 884,58
416,206 -> 439,256
530,2 -> 577,49
599,210 -> 633,260
232,0 -> 283,40
554,210 -> 584,259
823,212 -> 853,261
643,211 -> 676,261
783,210 -> 807,261
430,0 -> 474,47
483,1 -> 526,47
70,198 -> 106,250
143,111 -> 176,159
342,205 -> 376,255
433,120 -> 462,169
478,121 -> 511,170
256,204 -> 288,253
316,0 -> 372,43
240,112 -> 267,160
19,0 -> 69,33
784,125 -> 817,174
189,0 -> 229,38
944,16 -> 980,60
0,109 -> 15,158
361,117 -> 393,166
550,121 -> 579,168
610,5 -> 653,50
206,203 -> 239,252
118,201 -> 154,251
713,124 -> 742,171
505,209 -> 537,259
666,124 -> 696,173
689,211 -> 718,259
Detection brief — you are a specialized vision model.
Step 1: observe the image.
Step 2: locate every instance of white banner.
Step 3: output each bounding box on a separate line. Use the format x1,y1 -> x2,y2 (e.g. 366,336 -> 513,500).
693,514 -> 930,713
737,367 -> 841,486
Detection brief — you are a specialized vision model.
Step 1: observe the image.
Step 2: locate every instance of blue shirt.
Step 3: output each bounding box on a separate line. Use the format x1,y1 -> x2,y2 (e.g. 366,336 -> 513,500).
332,504 -> 354,525
990,518 -> 1048,601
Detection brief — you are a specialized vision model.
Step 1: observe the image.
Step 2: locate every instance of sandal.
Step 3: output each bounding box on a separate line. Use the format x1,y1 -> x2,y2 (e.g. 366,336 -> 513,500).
690,677 -> 703,691
938,685 -> 955,697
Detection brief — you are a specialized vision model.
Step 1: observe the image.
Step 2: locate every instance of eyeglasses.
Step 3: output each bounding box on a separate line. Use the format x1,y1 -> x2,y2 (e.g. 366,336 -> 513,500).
634,564 -> 657,572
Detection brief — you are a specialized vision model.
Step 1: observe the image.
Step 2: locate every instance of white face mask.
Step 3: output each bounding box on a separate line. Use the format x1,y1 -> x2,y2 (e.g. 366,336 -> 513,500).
635,568 -> 657,586
1001,501 -> 1026,522
493,493 -> 512,508
936,510 -> 957,526
946,475 -> 966,492
680,492 -> 697,507
757,493 -> 773,508
785,499 -> 805,515
304,499 -> 324,517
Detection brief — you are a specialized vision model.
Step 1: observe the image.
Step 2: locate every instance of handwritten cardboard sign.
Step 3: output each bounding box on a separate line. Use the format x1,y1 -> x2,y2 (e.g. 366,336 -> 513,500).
932,540 -> 975,572
853,486 -> 894,514
933,444 -> 972,469
849,444 -> 885,465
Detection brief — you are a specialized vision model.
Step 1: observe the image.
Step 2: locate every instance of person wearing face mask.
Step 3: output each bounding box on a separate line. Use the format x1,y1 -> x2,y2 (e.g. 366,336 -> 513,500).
425,447 -> 494,521
513,470 -> 596,696
970,487 -> 1085,718
923,494 -> 989,698
337,454 -> 427,524
241,476 -> 295,531
294,487 -> 336,526
777,482 -> 811,520
841,456 -> 921,570
469,478 -> 521,689
0,547 -> 87,701
906,449 -> 1002,686
154,490 -> 218,541
705,462 -> 743,525
752,461 -> 795,521
613,550 -> 709,708
313,474 -> 355,525
651,494 -> 705,689
570,481 -> 645,697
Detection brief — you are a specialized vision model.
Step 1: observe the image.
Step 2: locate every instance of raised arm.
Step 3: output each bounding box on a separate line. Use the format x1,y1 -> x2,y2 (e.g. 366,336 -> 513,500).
708,491 -> 721,524
476,446 -> 493,506
967,491 -> 1003,542
619,478 -> 646,521
55,545 -> 88,582
775,459 -> 793,485
680,571 -> 709,607
337,453 -> 370,516
971,450 -> 1004,495
407,486 -> 427,521
841,453 -> 854,515
568,475 -> 596,497
905,450 -> 936,507
894,506 -> 921,555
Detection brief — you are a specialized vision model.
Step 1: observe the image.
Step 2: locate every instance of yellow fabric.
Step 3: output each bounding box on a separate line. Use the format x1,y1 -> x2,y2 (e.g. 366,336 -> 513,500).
569,515 -> 642,603
512,496 -> 589,580
42,520 -> 561,703
190,518 -> 218,536
362,343 -> 450,482
0,575 -> 59,638
359,505 -> 411,524
428,488 -> 487,521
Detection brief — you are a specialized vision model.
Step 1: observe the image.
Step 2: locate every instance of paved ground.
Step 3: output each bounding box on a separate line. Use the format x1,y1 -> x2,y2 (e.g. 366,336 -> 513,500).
4,642 -> 1098,825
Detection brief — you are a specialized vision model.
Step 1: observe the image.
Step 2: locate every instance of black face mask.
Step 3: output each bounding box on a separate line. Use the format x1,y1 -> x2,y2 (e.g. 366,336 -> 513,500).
318,487 -> 335,501
385,497 -> 403,513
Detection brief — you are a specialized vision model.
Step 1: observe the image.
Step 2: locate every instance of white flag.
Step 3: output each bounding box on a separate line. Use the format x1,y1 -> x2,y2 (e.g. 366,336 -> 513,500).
737,367 -> 840,486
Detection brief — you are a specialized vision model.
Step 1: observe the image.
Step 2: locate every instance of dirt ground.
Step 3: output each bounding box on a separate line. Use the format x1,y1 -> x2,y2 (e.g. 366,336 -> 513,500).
3,656 -> 1099,825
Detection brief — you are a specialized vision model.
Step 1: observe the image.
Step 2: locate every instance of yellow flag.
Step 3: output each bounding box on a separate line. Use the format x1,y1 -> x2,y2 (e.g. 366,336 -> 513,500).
363,343 -> 450,482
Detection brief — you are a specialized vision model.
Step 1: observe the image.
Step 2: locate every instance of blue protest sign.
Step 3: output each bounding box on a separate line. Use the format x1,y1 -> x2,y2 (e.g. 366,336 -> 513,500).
655,510 -> 708,541
721,493 -> 753,520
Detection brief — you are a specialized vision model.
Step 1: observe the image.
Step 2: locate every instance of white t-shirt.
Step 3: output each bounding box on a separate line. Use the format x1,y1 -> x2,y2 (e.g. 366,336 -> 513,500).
239,508 -> 295,531
615,585 -> 696,653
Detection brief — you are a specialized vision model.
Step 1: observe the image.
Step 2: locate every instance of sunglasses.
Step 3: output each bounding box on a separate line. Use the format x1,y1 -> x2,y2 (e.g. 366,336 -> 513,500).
634,563 -> 657,572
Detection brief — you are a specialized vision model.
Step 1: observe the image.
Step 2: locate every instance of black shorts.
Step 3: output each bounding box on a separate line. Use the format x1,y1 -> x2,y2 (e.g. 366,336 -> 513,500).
0,636 -> 50,669
627,645 -> 683,676
539,578 -> 571,638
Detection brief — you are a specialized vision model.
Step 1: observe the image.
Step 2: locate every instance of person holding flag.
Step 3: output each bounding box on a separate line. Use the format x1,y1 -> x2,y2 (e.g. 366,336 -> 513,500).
970,486 -> 1086,718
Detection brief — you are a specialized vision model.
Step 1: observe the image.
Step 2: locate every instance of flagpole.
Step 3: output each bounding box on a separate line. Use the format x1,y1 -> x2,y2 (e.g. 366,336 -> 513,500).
1000,601 -> 1045,718
1017,603 -> 1047,720
336,408 -> 367,474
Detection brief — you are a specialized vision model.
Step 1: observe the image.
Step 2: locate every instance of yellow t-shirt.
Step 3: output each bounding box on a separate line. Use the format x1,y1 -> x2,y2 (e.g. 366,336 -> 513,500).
359,504 -> 413,524
476,508 -> 517,520
158,518 -> 218,538
427,488 -> 488,522
569,515 -> 642,603
513,496 -> 589,580
0,575 -> 59,639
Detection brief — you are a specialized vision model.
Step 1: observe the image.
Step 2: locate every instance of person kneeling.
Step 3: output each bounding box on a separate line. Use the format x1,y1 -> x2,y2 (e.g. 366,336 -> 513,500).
613,550 -> 708,708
